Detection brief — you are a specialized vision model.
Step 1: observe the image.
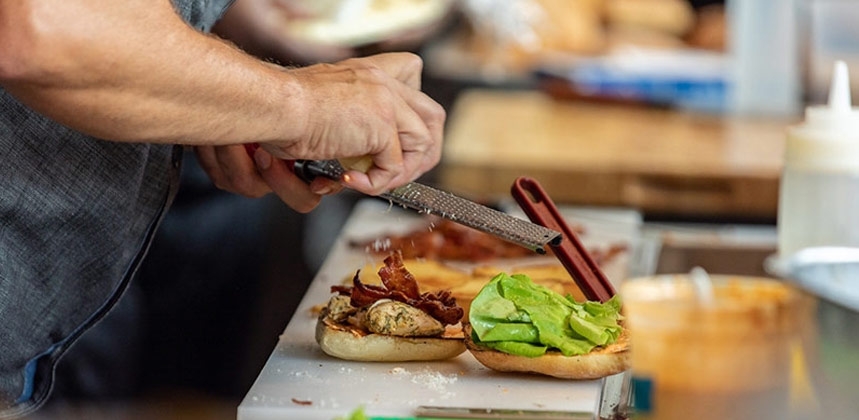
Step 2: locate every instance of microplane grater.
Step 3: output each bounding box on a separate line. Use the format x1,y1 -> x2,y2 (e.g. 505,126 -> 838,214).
294,160 -> 562,253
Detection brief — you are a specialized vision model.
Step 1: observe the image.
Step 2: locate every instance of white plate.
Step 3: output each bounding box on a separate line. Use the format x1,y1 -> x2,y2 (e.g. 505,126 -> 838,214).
281,0 -> 454,47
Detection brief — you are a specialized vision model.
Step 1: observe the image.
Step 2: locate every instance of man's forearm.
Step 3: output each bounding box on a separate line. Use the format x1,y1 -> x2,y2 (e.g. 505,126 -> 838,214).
0,0 -> 306,146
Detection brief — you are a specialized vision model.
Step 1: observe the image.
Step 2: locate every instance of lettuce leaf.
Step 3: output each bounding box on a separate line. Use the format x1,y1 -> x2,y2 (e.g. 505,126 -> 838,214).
569,298 -> 624,345
335,406 -> 368,420
469,273 -> 623,357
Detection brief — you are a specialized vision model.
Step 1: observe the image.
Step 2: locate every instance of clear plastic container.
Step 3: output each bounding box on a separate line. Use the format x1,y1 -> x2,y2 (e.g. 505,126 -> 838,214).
778,61 -> 859,257
727,0 -> 802,116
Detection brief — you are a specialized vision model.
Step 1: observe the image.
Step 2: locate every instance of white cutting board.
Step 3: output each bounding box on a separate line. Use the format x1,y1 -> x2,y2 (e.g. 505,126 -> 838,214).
237,199 -> 641,420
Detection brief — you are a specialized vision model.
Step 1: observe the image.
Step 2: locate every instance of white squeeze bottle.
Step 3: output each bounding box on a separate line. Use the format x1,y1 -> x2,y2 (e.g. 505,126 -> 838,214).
778,61 -> 859,257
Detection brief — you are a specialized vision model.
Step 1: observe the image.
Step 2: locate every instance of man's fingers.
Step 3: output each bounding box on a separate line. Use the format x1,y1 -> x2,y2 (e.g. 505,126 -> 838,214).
391,87 -> 445,175
385,87 -> 444,184
195,145 -> 325,215
346,99 -> 436,194
308,177 -> 344,196
358,52 -> 423,90
253,148 -> 322,213
339,91 -> 441,194
213,145 -> 271,197
195,145 -> 268,198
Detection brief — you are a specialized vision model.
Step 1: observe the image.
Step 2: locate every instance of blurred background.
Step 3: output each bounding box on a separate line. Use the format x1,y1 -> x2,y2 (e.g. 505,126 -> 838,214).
29,0 -> 859,418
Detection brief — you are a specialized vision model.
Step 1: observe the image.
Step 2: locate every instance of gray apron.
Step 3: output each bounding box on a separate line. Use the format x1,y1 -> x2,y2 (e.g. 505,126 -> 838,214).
0,0 -> 234,417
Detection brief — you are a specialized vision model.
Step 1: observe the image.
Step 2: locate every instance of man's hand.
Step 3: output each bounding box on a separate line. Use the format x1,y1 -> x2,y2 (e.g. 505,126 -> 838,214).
195,53 -> 444,214
260,52 -> 445,197
194,144 -> 342,213
0,1 -> 444,213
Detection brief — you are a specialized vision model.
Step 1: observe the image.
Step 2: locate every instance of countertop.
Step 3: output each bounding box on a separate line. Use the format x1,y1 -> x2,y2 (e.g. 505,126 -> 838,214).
439,89 -> 794,219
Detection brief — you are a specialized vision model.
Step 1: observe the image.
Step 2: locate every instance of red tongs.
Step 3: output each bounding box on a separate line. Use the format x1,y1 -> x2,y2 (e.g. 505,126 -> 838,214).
511,177 -> 616,302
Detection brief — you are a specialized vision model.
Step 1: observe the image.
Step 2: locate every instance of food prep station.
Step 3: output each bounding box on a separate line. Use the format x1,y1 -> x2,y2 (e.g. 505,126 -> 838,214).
237,44 -> 859,418
238,194 -> 859,419
238,199 -> 643,420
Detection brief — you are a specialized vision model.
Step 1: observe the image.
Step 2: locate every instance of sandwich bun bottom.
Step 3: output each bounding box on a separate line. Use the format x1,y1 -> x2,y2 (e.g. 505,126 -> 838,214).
463,324 -> 630,379
315,317 -> 466,362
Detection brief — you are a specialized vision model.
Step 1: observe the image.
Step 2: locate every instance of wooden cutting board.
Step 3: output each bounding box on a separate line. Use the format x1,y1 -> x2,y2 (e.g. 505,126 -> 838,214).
439,89 -> 796,220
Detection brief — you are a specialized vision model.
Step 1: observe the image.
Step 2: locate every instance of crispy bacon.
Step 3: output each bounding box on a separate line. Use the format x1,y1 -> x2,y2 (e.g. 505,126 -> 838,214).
330,253 -> 464,326
351,219 -> 549,261
351,218 -> 628,267
378,252 -> 421,299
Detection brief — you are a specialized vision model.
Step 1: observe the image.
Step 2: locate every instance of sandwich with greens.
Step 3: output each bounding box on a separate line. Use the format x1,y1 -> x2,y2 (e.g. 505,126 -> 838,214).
465,272 -> 629,379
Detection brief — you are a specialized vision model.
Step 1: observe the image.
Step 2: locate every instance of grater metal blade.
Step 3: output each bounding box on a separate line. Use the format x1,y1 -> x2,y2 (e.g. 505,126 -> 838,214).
295,160 -> 562,253
382,183 -> 562,253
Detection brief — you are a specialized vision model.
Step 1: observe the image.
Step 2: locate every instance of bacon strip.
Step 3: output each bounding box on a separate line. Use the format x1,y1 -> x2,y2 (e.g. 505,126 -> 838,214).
350,218 -> 552,261
350,217 -> 627,267
330,253 -> 464,326
378,253 -> 421,299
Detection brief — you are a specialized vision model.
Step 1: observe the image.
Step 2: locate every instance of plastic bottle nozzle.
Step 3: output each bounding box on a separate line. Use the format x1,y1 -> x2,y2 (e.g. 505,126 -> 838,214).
828,60 -> 852,113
